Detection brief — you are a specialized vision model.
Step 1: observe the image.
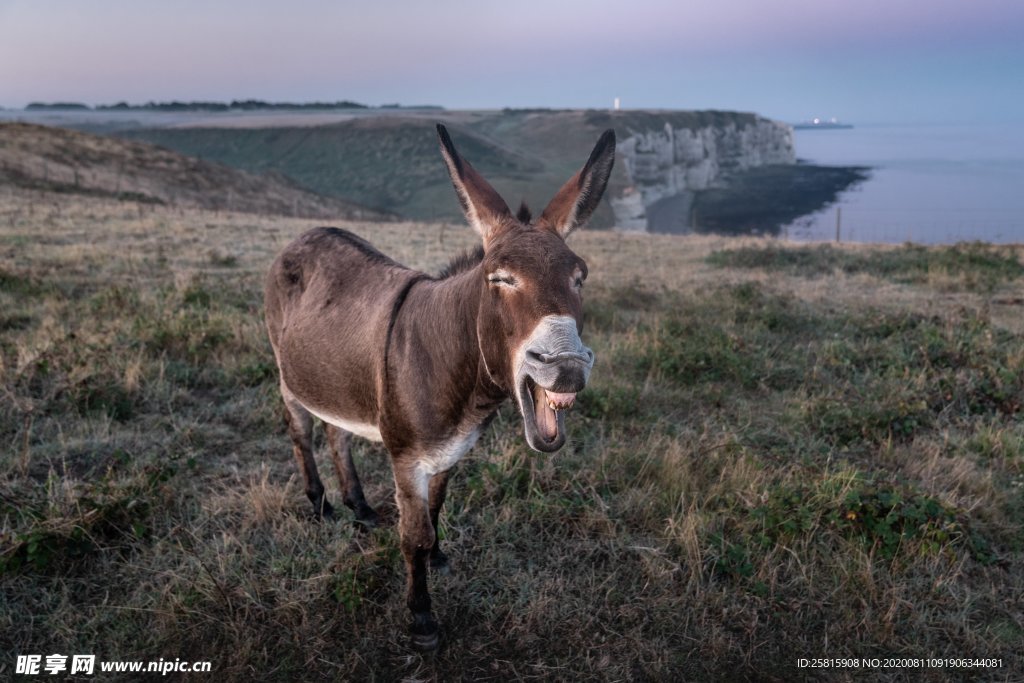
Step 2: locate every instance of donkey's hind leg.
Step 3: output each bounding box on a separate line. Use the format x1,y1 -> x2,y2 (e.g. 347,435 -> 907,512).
281,386 -> 334,520
326,424 -> 380,529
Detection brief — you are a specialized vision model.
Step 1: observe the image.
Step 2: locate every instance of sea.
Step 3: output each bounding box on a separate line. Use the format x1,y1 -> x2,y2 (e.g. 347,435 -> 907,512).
784,123 -> 1024,245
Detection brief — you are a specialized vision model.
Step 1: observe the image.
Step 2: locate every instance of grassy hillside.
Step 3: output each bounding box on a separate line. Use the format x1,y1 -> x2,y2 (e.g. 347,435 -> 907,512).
1,187 -> 1022,680
118,117 -> 551,222
0,122 -> 391,221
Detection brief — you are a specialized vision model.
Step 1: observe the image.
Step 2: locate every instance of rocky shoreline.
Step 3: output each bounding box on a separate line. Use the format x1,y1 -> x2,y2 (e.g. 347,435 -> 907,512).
662,162 -> 871,236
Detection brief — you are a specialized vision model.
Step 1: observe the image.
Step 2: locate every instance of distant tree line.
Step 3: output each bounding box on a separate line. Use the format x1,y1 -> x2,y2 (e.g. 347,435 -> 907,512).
98,100 -> 371,111
378,103 -> 444,110
501,107 -> 573,114
24,100 -> 444,112
26,102 -> 91,110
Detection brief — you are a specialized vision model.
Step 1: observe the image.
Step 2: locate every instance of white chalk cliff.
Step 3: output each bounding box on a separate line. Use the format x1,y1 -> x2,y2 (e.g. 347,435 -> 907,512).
608,117 -> 794,231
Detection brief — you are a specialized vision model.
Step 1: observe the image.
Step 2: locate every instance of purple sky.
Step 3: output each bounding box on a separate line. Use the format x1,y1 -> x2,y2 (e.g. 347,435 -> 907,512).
2,0 -> 1022,124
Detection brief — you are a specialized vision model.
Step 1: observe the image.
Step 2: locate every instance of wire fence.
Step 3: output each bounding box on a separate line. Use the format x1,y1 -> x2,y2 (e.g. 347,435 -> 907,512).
783,207 -> 1024,244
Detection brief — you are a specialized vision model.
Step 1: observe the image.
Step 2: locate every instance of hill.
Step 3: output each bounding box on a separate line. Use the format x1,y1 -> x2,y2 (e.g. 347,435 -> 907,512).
118,115 -> 567,223
0,122 -> 391,221
113,110 -> 766,226
117,109 -> 857,231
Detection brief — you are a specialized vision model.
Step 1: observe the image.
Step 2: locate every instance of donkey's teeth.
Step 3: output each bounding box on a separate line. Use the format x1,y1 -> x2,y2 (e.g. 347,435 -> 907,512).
544,390 -> 576,411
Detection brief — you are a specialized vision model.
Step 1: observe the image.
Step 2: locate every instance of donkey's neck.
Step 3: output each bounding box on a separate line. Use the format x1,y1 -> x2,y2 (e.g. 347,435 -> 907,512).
384,264 -> 505,435
416,268 -> 482,355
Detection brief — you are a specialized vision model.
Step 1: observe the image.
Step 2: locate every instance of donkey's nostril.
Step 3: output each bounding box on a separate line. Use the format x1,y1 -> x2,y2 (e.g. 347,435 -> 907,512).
528,349 -> 593,366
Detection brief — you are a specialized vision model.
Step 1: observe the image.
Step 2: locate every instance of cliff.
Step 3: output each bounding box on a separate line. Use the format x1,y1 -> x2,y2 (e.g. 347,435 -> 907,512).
596,113 -> 795,231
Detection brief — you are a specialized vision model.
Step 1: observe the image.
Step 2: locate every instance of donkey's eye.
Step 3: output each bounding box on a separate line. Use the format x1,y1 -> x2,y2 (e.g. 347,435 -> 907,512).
487,271 -> 517,287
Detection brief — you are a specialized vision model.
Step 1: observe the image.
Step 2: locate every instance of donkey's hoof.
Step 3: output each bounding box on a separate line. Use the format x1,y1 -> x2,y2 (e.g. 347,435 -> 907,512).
429,551 -> 451,575
352,505 -> 381,533
410,615 -> 439,652
311,500 -> 336,522
411,629 -> 439,652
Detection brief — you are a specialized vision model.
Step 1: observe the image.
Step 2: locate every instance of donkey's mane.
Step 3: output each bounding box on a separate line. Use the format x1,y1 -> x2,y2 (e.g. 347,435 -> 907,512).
436,202 -> 533,280
516,201 -> 532,224
437,244 -> 485,279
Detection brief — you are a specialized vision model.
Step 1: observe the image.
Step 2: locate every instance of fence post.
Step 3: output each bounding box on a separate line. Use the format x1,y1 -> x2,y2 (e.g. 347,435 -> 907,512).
835,207 -> 842,243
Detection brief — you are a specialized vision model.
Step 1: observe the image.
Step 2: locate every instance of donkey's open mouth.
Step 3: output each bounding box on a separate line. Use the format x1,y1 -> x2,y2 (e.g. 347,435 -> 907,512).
520,376 -> 578,452
513,315 -> 595,452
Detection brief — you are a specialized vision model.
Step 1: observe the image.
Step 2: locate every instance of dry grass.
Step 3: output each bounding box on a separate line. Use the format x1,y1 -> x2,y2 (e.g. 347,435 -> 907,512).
1,188 -> 1022,681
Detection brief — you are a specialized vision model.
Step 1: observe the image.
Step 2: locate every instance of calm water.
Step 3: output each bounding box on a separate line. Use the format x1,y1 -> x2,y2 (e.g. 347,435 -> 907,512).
784,124 -> 1024,244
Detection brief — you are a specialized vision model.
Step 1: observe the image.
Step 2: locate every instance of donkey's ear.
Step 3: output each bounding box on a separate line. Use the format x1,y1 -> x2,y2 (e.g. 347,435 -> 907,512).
539,129 -> 616,239
437,124 -> 511,245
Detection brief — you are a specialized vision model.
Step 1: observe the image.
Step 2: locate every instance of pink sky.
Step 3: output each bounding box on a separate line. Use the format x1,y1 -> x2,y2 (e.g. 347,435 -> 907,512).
2,0 -> 1022,123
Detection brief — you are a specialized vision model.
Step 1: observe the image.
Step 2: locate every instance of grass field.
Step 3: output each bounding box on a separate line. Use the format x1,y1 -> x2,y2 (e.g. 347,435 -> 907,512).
1,188 -> 1022,681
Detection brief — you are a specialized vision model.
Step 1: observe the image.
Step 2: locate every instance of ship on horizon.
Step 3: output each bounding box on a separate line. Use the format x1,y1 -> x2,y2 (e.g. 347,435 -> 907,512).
793,117 -> 853,130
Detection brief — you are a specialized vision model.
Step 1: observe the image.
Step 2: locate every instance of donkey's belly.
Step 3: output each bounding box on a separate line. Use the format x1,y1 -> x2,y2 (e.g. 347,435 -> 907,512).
303,404 -> 383,442
276,274 -> 394,440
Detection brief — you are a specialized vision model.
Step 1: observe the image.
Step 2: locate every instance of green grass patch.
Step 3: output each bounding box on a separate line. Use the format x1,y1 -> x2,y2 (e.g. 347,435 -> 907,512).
1,463 -> 176,574
707,470 -> 989,585
72,376 -> 136,421
0,267 -> 53,297
707,242 -> 1024,291
588,281 -> 1021,455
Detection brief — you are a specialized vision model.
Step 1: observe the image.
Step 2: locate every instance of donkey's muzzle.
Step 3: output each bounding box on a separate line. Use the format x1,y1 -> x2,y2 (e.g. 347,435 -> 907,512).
515,315 -> 596,452
519,315 -> 595,391
525,348 -> 595,393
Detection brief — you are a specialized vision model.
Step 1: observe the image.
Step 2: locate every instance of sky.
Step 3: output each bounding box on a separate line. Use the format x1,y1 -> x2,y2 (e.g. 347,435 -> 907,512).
2,0 -> 1023,125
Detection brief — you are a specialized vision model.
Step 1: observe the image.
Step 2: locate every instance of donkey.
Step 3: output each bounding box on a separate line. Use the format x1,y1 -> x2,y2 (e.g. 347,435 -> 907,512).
264,124 -> 615,650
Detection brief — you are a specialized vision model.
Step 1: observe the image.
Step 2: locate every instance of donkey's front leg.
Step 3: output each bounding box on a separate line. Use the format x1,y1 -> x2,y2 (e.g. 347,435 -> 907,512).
428,470 -> 451,574
393,462 -> 439,651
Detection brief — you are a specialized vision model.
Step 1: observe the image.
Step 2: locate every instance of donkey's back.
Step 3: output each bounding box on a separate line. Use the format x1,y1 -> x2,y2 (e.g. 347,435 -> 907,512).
265,226 -> 416,435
